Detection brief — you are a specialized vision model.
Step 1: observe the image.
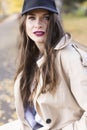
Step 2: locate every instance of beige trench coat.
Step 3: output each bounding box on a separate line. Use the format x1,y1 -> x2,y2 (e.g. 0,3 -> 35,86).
14,34 -> 87,130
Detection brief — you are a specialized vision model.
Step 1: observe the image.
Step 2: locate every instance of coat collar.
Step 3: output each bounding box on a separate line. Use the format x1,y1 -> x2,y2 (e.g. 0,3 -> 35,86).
36,33 -> 72,68
54,33 -> 72,50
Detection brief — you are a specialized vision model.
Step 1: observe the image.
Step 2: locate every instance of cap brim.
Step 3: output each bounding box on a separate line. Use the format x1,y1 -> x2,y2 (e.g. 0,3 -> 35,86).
22,6 -> 59,15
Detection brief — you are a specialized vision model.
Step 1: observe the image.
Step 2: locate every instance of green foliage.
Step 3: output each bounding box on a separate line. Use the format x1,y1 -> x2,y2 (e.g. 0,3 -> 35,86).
63,0 -> 86,5
62,0 -> 87,14
74,1 -> 87,16
74,8 -> 86,17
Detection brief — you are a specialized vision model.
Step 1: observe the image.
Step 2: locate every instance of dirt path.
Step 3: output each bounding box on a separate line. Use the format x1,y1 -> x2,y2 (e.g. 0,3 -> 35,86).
0,16 -> 19,125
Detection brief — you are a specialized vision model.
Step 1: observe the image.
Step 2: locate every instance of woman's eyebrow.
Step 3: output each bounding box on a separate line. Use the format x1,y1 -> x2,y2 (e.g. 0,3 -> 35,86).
27,13 -> 35,16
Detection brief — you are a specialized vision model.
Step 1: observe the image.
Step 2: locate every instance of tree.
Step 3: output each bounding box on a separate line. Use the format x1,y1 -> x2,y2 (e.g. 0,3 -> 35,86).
63,0 -> 86,5
7,0 -> 23,15
62,0 -> 87,13
0,0 -> 8,16
0,0 -> 23,16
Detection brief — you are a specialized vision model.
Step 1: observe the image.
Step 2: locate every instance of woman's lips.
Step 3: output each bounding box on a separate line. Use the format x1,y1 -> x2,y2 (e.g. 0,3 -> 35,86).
33,31 -> 45,36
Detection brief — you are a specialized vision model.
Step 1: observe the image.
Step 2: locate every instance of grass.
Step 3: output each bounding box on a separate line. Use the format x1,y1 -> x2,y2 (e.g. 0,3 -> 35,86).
62,14 -> 87,46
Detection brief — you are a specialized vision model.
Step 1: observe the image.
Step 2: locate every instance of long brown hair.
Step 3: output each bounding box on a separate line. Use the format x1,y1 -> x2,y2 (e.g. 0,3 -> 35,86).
15,13 -> 64,107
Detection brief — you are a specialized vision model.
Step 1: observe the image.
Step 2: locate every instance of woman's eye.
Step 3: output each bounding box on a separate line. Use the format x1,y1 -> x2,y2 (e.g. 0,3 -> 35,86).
44,15 -> 50,20
28,16 -> 35,20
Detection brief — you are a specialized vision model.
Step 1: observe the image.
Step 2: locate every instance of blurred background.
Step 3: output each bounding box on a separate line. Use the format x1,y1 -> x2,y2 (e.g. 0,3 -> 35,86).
0,0 -> 87,126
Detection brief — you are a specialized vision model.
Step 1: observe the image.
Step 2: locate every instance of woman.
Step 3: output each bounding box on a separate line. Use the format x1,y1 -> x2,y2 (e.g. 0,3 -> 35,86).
14,0 -> 87,130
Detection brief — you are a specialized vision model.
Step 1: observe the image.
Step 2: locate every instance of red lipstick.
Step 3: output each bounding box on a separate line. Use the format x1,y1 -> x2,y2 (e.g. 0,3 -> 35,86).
34,31 -> 45,36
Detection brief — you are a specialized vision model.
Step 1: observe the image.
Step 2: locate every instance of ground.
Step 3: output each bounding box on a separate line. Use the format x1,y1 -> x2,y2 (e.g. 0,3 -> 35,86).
0,16 -> 18,125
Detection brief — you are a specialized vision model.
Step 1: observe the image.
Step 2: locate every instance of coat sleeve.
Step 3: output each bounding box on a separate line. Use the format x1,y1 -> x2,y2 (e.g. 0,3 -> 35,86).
61,45 -> 87,129
68,48 -> 87,112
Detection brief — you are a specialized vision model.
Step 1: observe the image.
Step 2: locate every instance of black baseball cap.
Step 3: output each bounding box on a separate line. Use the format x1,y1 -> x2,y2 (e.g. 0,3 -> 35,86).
22,0 -> 58,15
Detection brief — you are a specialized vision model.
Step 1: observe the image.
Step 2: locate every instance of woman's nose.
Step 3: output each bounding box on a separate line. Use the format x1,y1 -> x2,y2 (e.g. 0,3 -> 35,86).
35,19 -> 42,28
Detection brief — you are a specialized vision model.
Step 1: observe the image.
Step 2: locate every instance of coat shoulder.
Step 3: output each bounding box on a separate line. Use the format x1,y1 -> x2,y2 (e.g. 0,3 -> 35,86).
57,40 -> 80,61
59,40 -> 87,67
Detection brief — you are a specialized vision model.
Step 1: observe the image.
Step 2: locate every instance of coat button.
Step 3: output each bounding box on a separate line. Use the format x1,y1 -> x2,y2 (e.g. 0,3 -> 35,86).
46,119 -> 51,124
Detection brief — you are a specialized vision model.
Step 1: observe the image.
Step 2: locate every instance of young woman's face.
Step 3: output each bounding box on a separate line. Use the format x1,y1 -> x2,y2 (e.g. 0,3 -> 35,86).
25,9 -> 50,52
